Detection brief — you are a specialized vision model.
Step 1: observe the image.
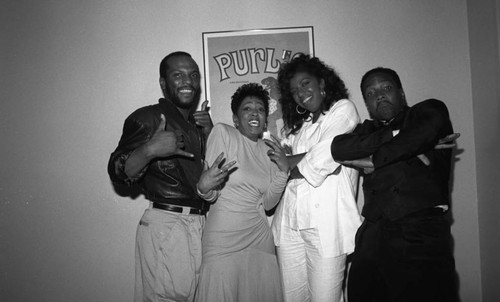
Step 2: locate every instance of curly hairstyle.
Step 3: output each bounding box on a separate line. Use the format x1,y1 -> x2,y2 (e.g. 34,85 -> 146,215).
277,54 -> 349,136
231,83 -> 270,117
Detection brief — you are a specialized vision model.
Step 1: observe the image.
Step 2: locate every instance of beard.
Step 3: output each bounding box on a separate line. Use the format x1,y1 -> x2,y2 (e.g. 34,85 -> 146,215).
375,102 -> 395,120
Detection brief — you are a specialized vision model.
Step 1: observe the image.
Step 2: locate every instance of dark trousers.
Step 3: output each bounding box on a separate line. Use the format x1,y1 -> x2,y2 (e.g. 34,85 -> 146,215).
347,211 -> 459,302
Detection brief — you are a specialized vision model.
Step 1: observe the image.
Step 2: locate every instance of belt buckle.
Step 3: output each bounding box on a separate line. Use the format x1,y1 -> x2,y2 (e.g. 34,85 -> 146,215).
182,207 -> 191,215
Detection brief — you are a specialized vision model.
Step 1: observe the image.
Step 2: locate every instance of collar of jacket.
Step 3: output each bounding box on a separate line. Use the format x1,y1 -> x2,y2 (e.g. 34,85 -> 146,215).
158,97 -> 197,125
373,105 -> 410,129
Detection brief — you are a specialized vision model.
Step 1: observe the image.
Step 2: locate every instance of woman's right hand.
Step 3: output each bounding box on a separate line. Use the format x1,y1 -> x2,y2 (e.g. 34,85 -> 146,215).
264,136 -> 290,173
197,152 -> 237,194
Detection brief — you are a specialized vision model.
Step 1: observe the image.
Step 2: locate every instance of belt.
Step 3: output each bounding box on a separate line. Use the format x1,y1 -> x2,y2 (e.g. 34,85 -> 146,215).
406,207 -> 446,218
152,202 -> 206,215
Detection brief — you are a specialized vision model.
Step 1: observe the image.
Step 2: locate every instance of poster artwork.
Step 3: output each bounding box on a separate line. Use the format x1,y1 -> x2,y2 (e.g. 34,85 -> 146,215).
203,27 -> 314,140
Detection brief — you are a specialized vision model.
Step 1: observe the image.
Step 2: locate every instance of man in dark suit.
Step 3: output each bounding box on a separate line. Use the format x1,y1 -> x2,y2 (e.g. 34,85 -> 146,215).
331,67 -> 459,302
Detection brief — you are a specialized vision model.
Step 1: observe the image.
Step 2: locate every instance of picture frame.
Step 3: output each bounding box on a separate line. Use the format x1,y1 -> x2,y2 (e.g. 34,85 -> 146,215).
202,26 -> 315,139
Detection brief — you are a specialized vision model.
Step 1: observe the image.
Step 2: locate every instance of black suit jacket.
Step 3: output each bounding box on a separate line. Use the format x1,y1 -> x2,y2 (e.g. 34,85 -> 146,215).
331,99 -> 454,221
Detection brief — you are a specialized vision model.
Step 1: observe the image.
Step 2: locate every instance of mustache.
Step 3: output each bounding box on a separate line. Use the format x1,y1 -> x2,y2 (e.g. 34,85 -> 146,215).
376,100 -> 392,108
177,85 -> 197,92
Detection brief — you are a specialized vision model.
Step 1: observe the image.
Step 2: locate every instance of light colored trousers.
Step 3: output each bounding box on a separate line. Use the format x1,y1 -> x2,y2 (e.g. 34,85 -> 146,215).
277,227 -> 346,302
134,208 -> 204,302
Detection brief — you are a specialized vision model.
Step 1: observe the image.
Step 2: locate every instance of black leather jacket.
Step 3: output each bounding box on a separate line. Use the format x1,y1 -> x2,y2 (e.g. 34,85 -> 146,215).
108,98 -> 206,209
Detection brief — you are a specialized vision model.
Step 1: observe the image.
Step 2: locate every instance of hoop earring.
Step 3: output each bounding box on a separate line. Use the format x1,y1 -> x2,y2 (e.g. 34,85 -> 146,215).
296,105 -> 307,114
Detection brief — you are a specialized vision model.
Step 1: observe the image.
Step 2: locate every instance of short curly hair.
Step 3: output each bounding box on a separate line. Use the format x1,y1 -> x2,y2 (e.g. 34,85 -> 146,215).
231,83 -> 270,116
159,51 -> 193,79
360,67 -> 403,99
278,54 -> 349,136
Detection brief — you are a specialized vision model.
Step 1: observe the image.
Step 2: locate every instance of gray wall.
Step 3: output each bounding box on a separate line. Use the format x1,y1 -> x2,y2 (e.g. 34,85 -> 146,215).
1,0 -> 497,301
467,0 -> 500,301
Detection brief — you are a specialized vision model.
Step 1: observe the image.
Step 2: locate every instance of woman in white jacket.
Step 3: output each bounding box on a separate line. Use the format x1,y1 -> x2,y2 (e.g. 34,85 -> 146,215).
272,54 -> 362,302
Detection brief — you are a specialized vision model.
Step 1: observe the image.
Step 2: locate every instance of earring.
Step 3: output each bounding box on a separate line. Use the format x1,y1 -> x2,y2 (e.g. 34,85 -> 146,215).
234,122 -> 239,129
296,105 -> 307,114
321,90 -> 326,97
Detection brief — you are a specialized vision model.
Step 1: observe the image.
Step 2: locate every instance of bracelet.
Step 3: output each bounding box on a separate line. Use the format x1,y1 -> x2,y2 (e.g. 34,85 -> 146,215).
196,183 -> 218,202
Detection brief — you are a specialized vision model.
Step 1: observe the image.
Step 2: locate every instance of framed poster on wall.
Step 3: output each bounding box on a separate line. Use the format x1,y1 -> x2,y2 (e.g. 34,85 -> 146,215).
202,26 -> 314,139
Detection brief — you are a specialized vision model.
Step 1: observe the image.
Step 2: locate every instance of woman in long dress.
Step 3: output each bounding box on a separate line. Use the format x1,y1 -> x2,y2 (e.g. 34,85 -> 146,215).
195,83 -> 289,302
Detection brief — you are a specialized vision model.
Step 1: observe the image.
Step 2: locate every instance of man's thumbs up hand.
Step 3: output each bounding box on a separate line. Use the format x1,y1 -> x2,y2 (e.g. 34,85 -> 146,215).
155,114 -> 167,132
194,100 -> 214,138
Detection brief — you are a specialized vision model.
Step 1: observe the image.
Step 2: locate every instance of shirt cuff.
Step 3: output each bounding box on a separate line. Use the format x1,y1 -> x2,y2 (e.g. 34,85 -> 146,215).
196,183 -> 219,203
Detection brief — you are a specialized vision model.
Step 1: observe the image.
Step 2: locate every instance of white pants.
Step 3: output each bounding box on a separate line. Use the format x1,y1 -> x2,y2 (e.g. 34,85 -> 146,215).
277,227 -> 346,302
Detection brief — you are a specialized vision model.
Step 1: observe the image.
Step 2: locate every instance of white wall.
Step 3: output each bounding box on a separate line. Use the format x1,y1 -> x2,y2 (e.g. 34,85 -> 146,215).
0,0 -> 488,301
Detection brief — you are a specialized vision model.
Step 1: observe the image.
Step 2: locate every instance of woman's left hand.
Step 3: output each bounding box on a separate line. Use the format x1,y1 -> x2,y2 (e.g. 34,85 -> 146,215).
198,152 -> 237,194
264,136 -> 290,173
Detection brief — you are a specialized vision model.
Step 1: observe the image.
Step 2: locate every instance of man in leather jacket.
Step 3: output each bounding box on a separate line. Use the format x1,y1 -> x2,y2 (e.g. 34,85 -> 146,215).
108,51 -> 215,302
331,67 -> 459,302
